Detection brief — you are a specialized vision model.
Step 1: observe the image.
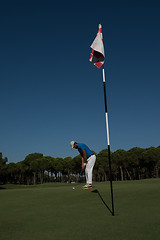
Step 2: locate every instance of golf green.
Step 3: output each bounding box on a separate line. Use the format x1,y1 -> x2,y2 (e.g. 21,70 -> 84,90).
0,179 -> 160,240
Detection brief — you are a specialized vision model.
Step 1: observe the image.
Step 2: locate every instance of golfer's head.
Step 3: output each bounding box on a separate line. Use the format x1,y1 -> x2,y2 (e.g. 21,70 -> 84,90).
70,141 -> 78,149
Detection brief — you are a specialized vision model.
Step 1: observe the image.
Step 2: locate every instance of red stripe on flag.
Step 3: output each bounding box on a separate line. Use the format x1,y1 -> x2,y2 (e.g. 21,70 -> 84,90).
89,49 -> 94,61
95,62 -> 103,69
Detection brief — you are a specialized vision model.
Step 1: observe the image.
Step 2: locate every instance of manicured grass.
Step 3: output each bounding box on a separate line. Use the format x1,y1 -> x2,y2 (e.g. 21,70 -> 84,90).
0,179 -> 160,240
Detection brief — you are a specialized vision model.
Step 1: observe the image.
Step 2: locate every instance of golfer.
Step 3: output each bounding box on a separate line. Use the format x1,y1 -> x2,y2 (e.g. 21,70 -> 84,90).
70,141 -> 96,189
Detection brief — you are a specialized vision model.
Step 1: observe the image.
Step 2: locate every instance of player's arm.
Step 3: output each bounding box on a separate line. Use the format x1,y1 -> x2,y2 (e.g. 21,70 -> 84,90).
81,150 -> 87,170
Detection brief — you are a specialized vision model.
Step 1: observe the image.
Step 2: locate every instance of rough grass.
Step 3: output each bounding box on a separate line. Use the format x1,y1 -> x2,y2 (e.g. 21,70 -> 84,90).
0,179 -> 160,240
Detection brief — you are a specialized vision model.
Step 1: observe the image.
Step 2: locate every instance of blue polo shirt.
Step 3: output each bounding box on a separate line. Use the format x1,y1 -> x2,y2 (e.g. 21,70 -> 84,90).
77,143 -> 93,158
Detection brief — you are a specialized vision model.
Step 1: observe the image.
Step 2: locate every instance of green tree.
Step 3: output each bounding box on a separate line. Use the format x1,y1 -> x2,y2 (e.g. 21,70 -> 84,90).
128,147 -> 145,180
54,158 -> 64,182
63,157 -> 73,182
72,155 -> 82,182
5,163 -> 18,184
142,147 -> 160,178
96,149 -> 109,182
0,153 -> 8,184
43,156 -> 56,182
36,157 -> 48,184
112,149 -> 126,181
23,153 -> 43,185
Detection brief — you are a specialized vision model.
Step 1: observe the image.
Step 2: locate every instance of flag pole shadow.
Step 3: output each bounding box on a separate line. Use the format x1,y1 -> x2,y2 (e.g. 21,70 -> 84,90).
92,189 -> 115,216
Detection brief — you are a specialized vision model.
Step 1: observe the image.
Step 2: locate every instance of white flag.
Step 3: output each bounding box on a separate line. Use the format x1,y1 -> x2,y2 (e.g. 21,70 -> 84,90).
89,24 -> 105,69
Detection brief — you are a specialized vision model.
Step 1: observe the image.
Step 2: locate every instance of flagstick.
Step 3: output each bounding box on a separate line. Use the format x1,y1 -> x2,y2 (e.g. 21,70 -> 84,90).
102,65 -> 115,216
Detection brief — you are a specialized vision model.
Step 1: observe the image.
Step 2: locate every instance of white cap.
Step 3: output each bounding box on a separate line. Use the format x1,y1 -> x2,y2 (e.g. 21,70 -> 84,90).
70,141 -> 75,148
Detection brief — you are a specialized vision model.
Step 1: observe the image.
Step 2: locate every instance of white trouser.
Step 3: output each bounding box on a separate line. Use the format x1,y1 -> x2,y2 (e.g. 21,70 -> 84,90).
85,155 -> 96,185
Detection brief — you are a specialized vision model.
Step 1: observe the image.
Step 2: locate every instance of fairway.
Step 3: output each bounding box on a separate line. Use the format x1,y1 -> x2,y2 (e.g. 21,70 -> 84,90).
0,179 -> 160,240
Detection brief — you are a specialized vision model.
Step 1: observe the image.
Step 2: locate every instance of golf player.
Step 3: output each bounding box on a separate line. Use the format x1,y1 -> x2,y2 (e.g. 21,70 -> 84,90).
70,141 -> 96,189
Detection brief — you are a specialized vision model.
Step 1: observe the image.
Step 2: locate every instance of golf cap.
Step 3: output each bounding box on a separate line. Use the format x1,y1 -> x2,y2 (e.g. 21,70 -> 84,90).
70,141 -> 75,149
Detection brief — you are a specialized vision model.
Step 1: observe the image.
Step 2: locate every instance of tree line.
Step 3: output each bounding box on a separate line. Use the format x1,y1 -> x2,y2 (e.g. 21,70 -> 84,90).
0,146 -> 160,185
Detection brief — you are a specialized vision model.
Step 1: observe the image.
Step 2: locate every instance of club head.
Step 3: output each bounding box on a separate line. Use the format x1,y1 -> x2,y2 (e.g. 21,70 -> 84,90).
92,189 -> 98,193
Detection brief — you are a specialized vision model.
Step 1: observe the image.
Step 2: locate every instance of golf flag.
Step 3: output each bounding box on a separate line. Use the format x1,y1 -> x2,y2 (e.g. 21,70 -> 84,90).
89,24 -> 115,216
89,24 -> 105,68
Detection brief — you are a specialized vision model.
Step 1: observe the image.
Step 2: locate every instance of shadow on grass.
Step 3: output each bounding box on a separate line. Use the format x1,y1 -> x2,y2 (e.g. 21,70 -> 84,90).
92,189 -> 113,215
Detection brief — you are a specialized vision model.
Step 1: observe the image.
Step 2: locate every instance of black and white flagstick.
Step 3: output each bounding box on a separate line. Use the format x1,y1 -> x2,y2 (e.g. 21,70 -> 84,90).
90,23 -> 115,215
102,65 -> 115,216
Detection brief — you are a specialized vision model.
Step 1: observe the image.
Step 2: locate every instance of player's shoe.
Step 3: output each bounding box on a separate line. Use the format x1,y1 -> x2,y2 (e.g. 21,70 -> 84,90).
83,184 -> 92,189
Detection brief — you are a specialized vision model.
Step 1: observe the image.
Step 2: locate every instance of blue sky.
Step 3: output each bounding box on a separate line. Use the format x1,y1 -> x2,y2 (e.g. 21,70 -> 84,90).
0,1 -> 160,163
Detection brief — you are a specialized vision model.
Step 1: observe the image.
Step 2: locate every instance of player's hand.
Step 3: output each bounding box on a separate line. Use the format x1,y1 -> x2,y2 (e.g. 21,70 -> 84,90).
82,163 -> 86,170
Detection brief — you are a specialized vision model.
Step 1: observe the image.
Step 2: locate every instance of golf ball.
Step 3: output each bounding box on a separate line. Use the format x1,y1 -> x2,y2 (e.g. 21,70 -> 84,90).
72,187 -> 75,190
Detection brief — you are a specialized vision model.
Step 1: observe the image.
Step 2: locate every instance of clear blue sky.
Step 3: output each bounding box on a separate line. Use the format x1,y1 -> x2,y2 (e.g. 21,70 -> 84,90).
0,1 -> 160,163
